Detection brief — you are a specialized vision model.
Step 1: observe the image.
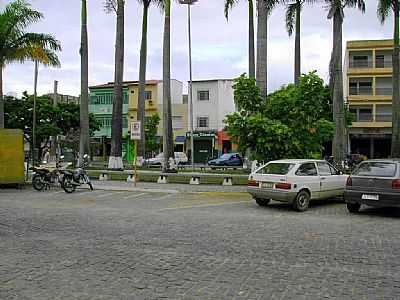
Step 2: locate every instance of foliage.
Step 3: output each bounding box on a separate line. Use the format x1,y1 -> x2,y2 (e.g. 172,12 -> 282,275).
145,113 -> 160,155
225,72 -> 337,161
4,93 -> 100,153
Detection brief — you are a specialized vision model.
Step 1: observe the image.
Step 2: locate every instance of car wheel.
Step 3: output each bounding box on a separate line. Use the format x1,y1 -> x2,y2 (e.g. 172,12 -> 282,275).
347,202 -> 361,213
292,190 -> 310,212
255,198 -> 270,207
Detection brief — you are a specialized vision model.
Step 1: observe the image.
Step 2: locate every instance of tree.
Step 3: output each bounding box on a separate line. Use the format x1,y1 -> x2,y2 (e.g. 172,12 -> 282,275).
4,94 -> 100,161
377,0 -> 400,157
162,0 -> 174,170
225,0 -> 256,78
0,0 -> 61,128
326,0 -> 365,164
105,0 -> 125,169
285,0 -> 314,85
145,114 -> 161,155
256,0 -> 278,99
80,0 -> 90,162
224,73 -> 335,161
137,0 -> 163,159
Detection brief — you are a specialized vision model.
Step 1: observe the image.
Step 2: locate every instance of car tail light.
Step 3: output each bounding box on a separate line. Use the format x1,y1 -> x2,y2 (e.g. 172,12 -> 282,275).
392,179 -> 400,189
275,182 -> 291,190
248,180 -> 258,187
346,177 -> 352,186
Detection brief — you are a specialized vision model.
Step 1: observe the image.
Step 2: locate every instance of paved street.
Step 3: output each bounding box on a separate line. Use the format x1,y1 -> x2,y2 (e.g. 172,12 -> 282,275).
1,187 -> 400,299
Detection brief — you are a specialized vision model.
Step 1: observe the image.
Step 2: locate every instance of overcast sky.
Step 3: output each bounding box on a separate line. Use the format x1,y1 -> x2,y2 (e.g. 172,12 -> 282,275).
1,0 -> 394,97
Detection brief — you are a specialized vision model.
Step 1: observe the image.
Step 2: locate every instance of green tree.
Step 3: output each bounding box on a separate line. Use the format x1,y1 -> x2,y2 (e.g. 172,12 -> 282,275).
105,0 -> 125,169
225,73 -> 335,161
0,0 -> 61,128
377,0 -> 400,157
225,0 -> 256,78
326,0 -> 365,163
137,0 -> 163,159
145,114 -> 161,155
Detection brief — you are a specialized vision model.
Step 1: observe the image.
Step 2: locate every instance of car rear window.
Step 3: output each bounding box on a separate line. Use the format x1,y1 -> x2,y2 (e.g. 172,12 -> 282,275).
353,162 -> 397,177
257,163 -> 295,175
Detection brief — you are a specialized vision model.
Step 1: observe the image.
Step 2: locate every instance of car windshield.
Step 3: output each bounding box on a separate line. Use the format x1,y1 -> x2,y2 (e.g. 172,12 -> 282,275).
353,162 -> 397,177
220,154 -> 232,159
257,163 -> 295,175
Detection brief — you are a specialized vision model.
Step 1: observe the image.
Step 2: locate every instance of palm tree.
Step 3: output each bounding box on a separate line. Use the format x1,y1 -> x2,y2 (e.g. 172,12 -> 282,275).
256,0 -> 278,99
377,0 -> 400,157
225,0 -> 256,78
137,0 -> 163,160
326,0 -> 365,164
105,0 -> 125,169
285,0 -> 314,85
79,0 -> 90,163
0,0 -> 61,128
162,0 -> 174,170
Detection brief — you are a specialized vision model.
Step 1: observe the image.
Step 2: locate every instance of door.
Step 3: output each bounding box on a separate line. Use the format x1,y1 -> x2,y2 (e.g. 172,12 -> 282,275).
317,162 -> 341,198
295,162 -> 321,199
194,139 -> 213,164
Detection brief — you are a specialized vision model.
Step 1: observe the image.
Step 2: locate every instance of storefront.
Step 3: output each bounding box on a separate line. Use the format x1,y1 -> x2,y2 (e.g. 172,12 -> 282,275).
186,131 -> 217,164
349,128 -> 392,159
216,130 -> 238,156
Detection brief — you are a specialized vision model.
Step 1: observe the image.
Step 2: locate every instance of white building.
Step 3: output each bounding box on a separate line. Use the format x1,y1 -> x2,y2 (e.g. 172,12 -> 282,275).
188,79 -> 236,163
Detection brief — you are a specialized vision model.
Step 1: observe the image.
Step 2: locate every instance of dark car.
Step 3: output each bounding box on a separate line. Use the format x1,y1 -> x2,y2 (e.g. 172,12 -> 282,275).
344,159 -> 400,213
208,153 -> 243,169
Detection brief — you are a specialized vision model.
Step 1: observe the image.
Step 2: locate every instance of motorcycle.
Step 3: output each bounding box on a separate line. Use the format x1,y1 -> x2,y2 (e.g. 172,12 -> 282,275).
31,157 -> 70,191
62,154 -> 93,193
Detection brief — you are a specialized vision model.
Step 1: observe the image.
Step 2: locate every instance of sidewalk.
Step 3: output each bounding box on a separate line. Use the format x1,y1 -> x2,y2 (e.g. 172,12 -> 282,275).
92,180 -> 248,194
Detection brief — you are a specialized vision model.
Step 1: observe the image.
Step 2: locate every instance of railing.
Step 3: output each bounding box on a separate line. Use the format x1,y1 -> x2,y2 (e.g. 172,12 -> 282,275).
375,87 -> 392,96
375,114 -> 392,122
375,60 -> 392,68
349,86 -> 373,95
349,61 -> 373,68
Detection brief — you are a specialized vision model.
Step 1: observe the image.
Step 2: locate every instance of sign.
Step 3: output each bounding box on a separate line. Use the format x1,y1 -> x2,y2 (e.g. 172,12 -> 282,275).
130,121 -> 141,140
186,131 -> 216,138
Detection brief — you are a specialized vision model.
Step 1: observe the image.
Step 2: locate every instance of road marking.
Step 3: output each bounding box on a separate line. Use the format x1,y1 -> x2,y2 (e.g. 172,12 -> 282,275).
96,191 -> 124,199
151,194 -> 174,201
121,192 -> 147,200
158,200 -> 250,211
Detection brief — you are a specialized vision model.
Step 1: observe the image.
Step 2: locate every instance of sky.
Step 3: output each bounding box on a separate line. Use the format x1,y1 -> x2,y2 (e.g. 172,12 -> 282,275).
1,0 -> 395,97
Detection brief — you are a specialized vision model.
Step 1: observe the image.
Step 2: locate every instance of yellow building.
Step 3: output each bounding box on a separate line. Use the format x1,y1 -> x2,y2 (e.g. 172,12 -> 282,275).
127,79 -> 188,153
345,39 -> 394,158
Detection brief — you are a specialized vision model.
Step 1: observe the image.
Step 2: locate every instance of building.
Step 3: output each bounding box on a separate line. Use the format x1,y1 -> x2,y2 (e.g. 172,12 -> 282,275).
344,39 -> 394,159
189,79 -> 237,163
89,80 -> 187,160
42,93 -> 80,105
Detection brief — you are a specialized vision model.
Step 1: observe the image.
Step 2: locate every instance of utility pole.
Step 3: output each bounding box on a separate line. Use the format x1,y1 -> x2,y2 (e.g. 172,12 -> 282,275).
32,60 -> 38,167
50,80 -> 58,161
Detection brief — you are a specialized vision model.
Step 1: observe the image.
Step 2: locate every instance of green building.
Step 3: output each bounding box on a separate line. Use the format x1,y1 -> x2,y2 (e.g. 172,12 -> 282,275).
89,83 -> 129,160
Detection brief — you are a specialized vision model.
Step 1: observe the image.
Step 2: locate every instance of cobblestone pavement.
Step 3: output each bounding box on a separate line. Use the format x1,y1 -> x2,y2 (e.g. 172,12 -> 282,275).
1,187 -> 400,299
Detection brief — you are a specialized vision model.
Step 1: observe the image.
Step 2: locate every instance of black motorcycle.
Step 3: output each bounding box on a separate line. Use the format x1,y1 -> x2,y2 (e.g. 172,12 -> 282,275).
31,161 -> 66,191
62,154 -> 93,193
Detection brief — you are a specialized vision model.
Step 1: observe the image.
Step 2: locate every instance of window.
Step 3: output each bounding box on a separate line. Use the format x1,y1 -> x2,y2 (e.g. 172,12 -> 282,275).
351,55 -> 370,68
145,91 -> 152,100
296,163 -> 318,176
349,106 -> 373,122
198,90 -> 210,101
353,162 -> 397,177
349,80 -> 372,95
317,162 -> 332,176
172,116 -> 183,129
257,163 -> 295,175
376,105 -> 392,122
197,117 -> 209,128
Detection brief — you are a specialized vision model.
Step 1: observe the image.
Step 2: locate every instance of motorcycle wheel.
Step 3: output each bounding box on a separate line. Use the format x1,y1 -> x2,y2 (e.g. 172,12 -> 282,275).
62,176 -> 76,193
32,175 -> 45,191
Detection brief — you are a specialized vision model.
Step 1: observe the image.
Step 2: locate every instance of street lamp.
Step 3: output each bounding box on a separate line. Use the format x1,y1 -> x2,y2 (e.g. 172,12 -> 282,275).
179,0 -> 197,169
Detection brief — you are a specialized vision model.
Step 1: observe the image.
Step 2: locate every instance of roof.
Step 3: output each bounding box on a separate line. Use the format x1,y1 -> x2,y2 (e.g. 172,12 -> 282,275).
190,79 -> 234,83
346,39 -> 394,50
89,80 -> 162,89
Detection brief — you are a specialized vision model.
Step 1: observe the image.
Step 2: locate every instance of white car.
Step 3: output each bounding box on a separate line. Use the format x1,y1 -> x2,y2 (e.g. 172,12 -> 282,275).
147,152 -> 188,166
247,159 -> 348,211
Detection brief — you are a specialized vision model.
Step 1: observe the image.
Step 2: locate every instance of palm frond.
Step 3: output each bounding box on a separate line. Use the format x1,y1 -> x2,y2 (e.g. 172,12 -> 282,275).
104,0 -> 118,13
377,0 -> 392,24
344,0 -> 365,12
224,0 -> 239,20
285,3 -> 297,36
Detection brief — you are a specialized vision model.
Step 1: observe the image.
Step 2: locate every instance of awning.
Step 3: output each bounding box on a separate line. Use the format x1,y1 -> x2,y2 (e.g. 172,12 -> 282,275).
175,136 -> 186,143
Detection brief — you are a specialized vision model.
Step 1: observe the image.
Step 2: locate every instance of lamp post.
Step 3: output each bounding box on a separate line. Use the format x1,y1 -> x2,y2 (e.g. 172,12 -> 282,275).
32,60 -> 38,167
179,0 -> 197,169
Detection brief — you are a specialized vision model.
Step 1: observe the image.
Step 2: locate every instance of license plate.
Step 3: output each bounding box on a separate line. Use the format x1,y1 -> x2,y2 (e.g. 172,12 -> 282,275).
362,194 -> 379,201
260,182 -> 273,189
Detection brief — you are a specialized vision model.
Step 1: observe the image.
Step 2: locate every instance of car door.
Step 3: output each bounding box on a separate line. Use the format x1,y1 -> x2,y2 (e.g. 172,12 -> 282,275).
295,162 -> 321,199
317,162 -> 338,198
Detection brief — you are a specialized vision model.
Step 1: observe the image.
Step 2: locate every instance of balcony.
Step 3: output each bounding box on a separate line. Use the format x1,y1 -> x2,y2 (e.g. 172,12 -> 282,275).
349,86 -> 373,96
375,87 -> 392,96
376,59 -> 392,68
349,60 -> 373,68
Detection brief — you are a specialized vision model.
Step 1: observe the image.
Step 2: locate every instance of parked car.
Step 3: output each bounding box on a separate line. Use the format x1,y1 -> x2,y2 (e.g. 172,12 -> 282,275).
146,152 -> 188,166
344,159 -> 400,213
247,159 -> 348,211
208,153 -> 243,169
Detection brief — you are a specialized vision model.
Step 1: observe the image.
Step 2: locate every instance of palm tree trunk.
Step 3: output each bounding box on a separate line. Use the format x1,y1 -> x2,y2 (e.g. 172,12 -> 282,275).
256,0 -> 268,99
248,0 -> 255,78
294,3 -> 301,85
331,12 -> 346,163
108,0 -> 125,169
79,0 -> 90,162
391,3 -> 400,157
137,3 -> 149,159
0,65 -> 3,129
163,0 -> 174,170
